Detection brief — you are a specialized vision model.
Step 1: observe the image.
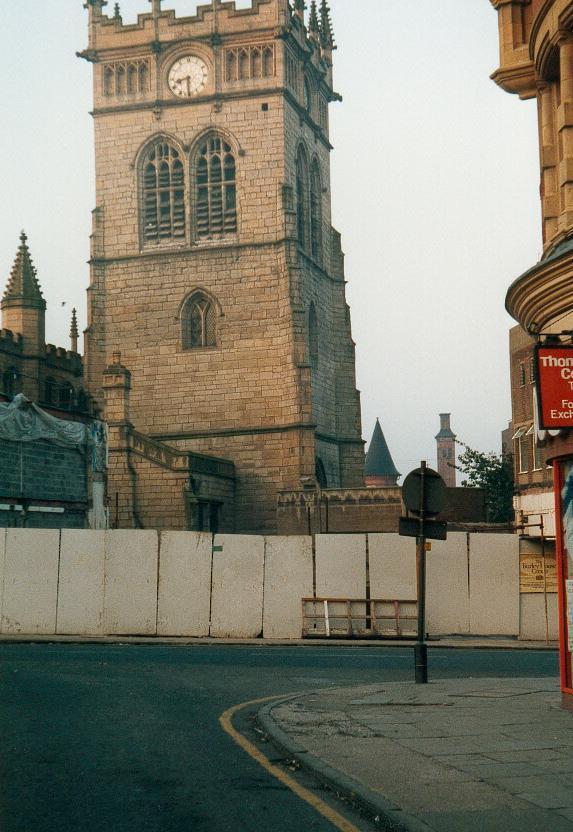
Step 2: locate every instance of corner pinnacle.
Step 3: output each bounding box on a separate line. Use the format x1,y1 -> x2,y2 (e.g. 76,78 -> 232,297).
308,0 -> 320,41
3,231 -> 46,310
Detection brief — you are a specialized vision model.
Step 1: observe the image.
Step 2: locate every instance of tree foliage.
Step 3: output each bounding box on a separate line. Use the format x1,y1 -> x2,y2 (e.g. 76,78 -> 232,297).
456,442 -> 514,523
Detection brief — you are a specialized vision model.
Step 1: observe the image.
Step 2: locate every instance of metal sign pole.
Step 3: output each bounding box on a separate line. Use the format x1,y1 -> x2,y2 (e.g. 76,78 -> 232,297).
415,461 -> 428,684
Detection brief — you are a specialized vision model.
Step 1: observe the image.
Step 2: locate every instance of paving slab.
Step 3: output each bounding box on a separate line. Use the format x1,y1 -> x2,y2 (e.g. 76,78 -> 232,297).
262,677 -> 573,832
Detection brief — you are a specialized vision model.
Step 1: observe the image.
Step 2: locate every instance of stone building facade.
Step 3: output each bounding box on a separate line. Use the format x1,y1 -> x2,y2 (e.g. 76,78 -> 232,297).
80,0 -> 364,533
490,0 -> 573,471
509,325 -> 555,534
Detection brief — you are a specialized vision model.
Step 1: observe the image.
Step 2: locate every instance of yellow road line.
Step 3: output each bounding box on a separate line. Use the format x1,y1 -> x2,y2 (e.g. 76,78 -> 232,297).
219,695 -> 361,832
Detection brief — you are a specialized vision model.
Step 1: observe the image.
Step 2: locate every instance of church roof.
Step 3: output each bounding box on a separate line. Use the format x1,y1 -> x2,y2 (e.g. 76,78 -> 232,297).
2,231 -> 46,309
435,427 -> 456,439
364,418 -> 400,478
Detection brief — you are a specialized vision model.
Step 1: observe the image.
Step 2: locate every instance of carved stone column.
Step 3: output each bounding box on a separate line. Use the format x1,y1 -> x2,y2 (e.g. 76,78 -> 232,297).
558,36 -> 573,232
538,81 -> 559,244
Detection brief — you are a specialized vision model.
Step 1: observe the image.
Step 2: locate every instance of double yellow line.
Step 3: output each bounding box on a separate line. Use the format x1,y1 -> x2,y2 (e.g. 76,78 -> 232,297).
219,695 -> 361,832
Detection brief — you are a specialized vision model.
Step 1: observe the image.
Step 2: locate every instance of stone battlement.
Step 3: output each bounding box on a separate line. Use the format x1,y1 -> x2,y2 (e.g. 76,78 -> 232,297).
0,329 -> 23,352
85,0 -> 282,52
44,344 -> 83,372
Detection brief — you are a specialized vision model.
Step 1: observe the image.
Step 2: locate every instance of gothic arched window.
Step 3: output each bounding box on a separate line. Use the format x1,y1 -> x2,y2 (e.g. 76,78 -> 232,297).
296,146 -> 310,251
182,292 -> 217,350
44,377 -> 57,406
308,302 -> 318,370
142,141 -> 186,244
59,383 -> 75,411
310,160 -> 323,264
194,136 -> 237,239
3,367 -> 21,398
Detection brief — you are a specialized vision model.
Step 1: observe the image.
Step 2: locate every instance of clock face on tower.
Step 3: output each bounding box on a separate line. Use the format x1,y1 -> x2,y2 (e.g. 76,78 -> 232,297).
168,56 -> 209,98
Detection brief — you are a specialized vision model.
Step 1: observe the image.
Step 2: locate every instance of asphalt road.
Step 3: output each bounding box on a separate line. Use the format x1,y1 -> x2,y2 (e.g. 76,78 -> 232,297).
0,644 -> 558,832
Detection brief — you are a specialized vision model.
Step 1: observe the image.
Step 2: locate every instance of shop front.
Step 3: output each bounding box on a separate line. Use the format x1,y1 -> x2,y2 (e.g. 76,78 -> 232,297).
535,342 -> 573,697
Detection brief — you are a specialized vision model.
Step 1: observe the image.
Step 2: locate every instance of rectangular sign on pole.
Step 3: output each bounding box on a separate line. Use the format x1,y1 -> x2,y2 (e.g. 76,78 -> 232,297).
399,517 -> 448,541
535,343 -> 573,429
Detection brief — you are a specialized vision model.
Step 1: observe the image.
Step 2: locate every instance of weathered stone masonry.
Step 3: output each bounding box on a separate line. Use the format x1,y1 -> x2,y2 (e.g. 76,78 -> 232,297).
82,0 -> 364,532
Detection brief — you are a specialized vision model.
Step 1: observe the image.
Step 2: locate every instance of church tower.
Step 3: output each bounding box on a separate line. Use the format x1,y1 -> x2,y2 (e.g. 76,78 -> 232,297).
436,413 -> 456,488
80,0 -> 364,532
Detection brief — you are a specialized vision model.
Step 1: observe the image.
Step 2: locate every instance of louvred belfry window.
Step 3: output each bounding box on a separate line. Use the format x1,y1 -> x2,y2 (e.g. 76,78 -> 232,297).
195,137 -> 237,239
310,161 -> 323,263
296,147 -> 310,251
142,143 -> 186,244
182,293 -> 217,349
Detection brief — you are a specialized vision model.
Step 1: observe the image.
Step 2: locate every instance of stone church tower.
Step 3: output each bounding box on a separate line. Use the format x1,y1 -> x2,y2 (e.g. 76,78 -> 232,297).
436,413 -> 456,488
80,0 -> 364,532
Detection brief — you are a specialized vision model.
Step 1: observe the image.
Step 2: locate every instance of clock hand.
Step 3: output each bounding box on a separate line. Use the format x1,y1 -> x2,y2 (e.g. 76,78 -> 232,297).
185,75 -> 191,96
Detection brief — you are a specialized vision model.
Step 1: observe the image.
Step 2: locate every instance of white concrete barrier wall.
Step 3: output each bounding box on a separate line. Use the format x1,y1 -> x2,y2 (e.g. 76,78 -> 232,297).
1,529 -> 60,634
427,534 -> 470,636
369,534 -> 416,599
210,535 -> 264,638
57,530 -> 105,636
263,536 -> 314,639
104,530 -> 158,636
315,535 -> 366,597
0,529 -> 554,641
0,529 -> 6,631
157,532 -> 212,637
520,594 -> 559,642
469,534 -> 520,636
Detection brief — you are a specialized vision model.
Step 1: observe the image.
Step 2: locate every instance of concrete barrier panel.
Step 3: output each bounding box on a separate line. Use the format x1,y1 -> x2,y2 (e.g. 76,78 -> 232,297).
369,534 -> 417,599
2,529 -> 60,634
157,532 -> 212,636
104,530 -> 158,635
315,535 -> 366,598
57,530 -> 105,635
210,535 -> 264,638
520,593 -> 559,642
469,534 -> 520,636
0,529 -> 6,627
426,533 -> 470,636
263,537 -> 314,639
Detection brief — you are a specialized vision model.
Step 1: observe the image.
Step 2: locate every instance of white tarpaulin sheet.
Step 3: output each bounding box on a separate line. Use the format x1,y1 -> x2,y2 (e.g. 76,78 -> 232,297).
0,395 -> 86,448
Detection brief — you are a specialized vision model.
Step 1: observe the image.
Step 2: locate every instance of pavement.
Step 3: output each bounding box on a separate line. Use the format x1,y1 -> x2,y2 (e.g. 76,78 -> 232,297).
259,675 -> 573,832
0,634 -> 559,649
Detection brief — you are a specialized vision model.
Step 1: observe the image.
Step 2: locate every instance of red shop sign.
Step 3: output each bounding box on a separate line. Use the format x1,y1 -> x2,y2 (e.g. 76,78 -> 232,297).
536,344 -> 573,429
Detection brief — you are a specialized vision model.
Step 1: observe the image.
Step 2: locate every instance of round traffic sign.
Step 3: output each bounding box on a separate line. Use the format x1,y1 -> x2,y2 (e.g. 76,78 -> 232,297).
402,466 -> 447,517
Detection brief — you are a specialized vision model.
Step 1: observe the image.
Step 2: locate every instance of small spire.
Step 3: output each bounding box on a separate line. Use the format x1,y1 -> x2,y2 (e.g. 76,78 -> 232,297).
70,308 -> 79,353
113,2 -> 121,20
293,0 -> 306,24
149,0 -> 161,16
364,418 -> 400,486
308,1 -> 320,41
319,0 -> 335,50
3,231 -> 46,309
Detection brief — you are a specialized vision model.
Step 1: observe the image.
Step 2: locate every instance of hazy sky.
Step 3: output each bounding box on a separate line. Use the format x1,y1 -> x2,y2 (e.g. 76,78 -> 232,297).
0,1 -> 541,477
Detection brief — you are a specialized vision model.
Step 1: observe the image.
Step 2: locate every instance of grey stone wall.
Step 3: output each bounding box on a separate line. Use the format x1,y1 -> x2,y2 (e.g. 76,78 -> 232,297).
0,439 -> 87,504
